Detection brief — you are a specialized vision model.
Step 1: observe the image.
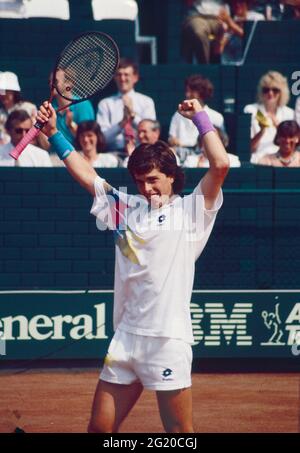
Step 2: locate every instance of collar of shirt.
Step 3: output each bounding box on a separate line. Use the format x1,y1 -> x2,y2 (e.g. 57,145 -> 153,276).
116,88 -> 136,99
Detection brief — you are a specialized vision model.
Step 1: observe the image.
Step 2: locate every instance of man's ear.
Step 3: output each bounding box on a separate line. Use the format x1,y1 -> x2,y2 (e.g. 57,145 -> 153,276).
133,73 -> 139,84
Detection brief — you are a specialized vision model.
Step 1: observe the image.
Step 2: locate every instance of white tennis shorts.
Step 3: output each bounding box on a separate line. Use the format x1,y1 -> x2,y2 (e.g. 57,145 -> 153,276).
100,328 -> 192,391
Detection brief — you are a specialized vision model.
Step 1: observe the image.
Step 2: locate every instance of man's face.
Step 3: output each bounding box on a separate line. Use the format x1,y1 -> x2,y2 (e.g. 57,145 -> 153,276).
114,66 -> 139,94
137,121 -> 160,145
134,168 -> 174,209
9,118 -> 32,146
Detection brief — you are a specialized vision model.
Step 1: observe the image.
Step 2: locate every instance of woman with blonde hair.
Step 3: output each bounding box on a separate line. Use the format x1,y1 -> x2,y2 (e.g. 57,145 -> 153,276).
244,71 -> 294,163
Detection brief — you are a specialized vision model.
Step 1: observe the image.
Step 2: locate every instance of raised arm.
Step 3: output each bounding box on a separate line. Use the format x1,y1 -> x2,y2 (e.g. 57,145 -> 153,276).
37,101 -> 104,196
178,99 -> 229,209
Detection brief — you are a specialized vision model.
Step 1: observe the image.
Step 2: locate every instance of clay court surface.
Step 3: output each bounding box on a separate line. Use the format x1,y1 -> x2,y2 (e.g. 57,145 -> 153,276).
0,369 -> 299,433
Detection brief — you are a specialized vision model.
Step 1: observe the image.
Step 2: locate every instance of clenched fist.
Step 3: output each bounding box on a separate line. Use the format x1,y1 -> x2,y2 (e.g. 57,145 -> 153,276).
178,99 -> 203,119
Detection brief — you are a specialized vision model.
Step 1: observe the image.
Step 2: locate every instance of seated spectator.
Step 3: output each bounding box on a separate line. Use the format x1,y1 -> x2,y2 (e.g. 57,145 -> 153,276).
169,74 -> 227,164
49,71 -> 95,147
244,71 -> 294,164
181,0 -> 246,63
123,119 -> 162,167
125,119 -> 161,155
97,58 -> 156,159
221,0 -> 265,63
183,128 -> 240,167
75,121 -> 118,168
0,110 -> 52,166
257,120 -> 300,166
0,71 -> 37,145
123,117 -> 180,167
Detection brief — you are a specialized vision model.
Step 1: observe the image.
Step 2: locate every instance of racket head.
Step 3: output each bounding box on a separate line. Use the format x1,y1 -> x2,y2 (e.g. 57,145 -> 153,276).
51,31 -> 120,102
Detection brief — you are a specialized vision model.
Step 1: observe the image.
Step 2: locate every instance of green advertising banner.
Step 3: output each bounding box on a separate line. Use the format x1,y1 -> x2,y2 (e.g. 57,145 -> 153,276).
0,290 -> 300,361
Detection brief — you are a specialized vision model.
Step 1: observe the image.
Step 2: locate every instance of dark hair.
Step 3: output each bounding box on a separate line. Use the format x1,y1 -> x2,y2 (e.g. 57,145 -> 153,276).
5,109 -> 30,130
185,74 -> 214,102
274,120 -> 300,146
75,121 -> 106,153
118,57 -> 139,75
127,140 -> 185,194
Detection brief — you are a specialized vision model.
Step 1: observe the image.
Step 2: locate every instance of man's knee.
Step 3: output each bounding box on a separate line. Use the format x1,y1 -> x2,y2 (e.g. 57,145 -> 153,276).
87,419 -> 115,434
166,421 -> 194,434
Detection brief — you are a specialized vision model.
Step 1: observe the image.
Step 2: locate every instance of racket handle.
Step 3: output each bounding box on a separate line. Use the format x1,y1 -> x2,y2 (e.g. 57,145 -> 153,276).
9,122 -> 43,160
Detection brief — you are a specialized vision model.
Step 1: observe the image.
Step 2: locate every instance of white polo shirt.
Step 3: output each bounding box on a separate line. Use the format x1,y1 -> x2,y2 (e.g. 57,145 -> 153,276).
169,105 -> 225,148
91,176 -> 223,344
0,142 -> 52,167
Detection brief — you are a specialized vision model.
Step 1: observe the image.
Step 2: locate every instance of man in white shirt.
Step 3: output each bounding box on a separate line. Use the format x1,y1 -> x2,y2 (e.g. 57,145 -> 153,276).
0,109 -> 52,167
169,74 -> 227,164
36,97 -> 229,433
97,58 -> 156,158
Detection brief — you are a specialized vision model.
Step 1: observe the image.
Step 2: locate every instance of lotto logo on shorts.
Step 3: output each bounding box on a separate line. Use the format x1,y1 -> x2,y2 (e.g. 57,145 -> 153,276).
162,368 -> 173,381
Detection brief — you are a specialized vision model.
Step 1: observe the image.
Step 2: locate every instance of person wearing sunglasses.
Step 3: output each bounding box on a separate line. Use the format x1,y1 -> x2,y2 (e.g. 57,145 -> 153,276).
244,71 -> 294,164
0,109 -> 52,166
0,71 -> 37,146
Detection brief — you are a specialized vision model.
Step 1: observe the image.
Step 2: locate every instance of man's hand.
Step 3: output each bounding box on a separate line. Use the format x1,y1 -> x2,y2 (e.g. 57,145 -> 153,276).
122,95 -> 135,119
36,102 -> 58,138
178,99 -> 203,119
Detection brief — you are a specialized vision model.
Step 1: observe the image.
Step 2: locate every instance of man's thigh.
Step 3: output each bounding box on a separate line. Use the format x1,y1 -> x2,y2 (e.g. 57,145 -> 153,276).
156,387 -> 194,433
88,379 -> 143,433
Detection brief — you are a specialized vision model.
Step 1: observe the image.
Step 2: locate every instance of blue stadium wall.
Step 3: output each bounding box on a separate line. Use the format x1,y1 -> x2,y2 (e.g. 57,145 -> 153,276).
0,167 -> 299,290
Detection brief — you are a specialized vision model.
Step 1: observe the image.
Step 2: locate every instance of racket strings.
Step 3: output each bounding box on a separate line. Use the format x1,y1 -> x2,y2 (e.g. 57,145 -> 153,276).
56,33 -> 119,100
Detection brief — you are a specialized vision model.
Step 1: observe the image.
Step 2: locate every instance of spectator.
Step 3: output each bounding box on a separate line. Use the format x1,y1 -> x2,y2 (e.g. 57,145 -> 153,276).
244,71 -> 294,163
0,110 -> 52,166
169,74 -> 227,164
184,128 -> 241,167
0,71 -> 37,145
221,1 -> 265,63
96,58 -> 156,159
257,120 -> 300,166
75,121 -> 118,168
123,119 -> 162,167
181,0 -> 245,63
49,71 -> 95,147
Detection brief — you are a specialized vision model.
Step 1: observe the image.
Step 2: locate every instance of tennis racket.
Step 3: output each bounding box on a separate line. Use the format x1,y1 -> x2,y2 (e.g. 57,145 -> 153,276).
10,31 -> 120,159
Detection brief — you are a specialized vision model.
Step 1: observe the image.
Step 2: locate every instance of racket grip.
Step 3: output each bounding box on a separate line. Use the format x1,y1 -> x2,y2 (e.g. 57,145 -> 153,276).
9,123 -> 43,160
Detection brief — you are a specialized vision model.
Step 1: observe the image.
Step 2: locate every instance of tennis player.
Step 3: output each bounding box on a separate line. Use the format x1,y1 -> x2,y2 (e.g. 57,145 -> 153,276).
36,98 -> 229,433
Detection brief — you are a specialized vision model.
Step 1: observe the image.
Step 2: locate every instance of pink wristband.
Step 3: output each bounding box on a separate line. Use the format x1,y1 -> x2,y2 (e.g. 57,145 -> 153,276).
192,111 -> 215,137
